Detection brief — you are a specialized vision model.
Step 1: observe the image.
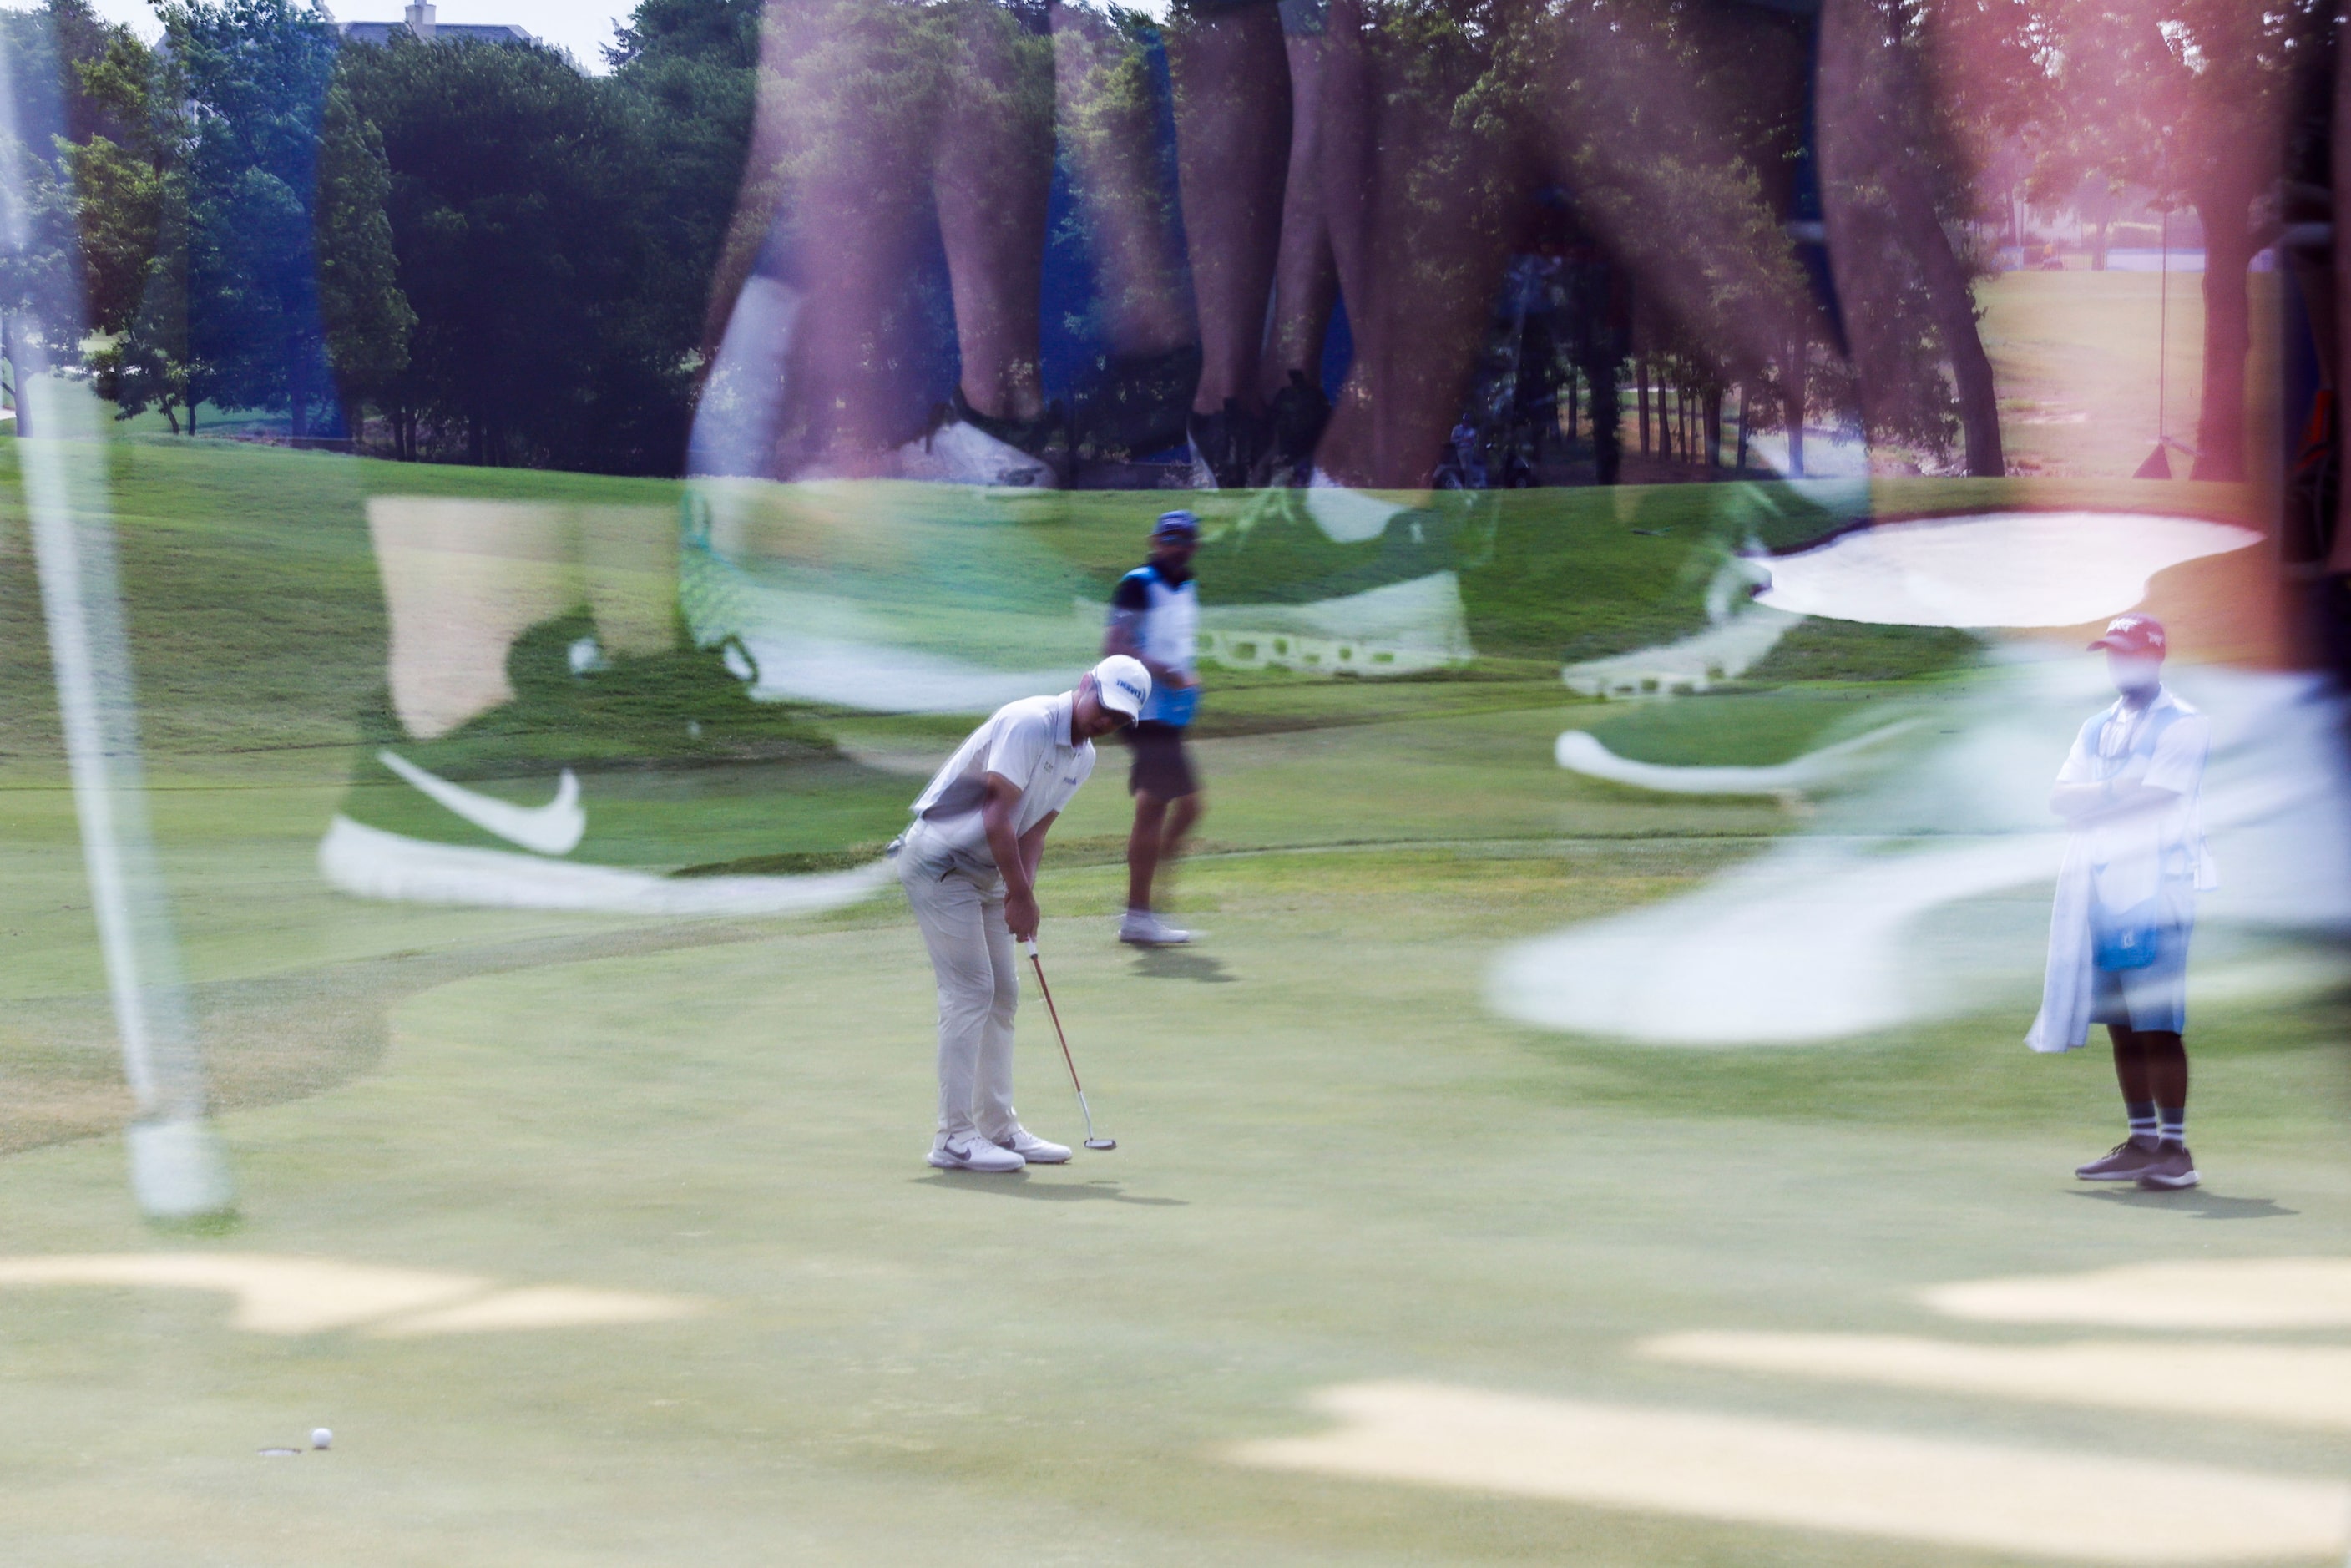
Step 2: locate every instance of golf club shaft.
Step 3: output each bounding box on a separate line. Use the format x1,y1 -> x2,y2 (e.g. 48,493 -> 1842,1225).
1025,938 -> 1112,1146
1024,940 -> 1084,1095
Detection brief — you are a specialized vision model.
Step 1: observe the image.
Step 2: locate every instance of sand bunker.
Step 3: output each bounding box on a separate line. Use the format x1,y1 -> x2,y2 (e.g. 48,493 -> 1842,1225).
0,1253 -> 701,1336
1228,1381 -> 2347,1563
1751,511 -> 2259,627
1643,1332 -> 2351,1430
1923,1257 -> 2351,1329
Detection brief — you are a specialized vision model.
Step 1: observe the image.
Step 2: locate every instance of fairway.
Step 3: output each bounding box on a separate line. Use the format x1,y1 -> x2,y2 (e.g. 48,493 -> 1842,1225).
3,442 -> 2344,1565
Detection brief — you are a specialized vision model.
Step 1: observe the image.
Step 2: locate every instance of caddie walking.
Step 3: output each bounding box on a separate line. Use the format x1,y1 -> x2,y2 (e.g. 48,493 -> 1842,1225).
894,656 -> 1150,1171
1105,509 -> 1206,947
2028,615 -> 2215,1190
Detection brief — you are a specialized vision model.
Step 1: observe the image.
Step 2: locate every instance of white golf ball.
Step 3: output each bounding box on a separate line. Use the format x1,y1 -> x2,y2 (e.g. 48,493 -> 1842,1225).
310,1428 -> 333,1450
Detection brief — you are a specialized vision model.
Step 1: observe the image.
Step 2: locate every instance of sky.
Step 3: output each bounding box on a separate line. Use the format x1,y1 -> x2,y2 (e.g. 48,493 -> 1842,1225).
83,1 -> 629,73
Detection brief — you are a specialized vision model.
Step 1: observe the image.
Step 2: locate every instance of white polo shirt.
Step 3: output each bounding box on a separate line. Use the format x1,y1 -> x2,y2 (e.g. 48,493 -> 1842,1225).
904,691 -> 1095,877
2054,685 -> 2216,923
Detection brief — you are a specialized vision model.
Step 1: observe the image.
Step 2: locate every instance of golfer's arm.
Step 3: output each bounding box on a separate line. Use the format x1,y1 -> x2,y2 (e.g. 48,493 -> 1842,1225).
1018,811 -> 1058,887
980,775 -> 1032,897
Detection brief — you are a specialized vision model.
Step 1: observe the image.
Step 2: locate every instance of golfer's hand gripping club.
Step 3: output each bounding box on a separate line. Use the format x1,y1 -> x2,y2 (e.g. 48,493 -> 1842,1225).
1024,938 -> 1116,1151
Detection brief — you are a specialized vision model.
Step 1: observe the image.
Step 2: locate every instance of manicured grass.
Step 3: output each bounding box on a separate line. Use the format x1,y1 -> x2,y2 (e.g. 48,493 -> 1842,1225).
0,838 -> 2343,1565
0,443 -> 2340,1565
1976,269 -> 2286,479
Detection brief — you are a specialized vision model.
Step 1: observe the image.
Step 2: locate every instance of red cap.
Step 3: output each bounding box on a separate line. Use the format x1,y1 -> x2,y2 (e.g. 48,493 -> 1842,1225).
2089,614 -> 2166,656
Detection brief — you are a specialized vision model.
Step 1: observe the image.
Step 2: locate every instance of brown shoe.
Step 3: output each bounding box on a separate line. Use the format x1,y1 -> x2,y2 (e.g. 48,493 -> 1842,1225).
2136,1143 -> 2200,1190
2075,1137 -> 2161,1181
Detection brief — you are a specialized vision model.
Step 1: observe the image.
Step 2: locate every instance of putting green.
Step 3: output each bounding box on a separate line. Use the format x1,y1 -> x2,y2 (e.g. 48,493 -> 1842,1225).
0,443 -> 2343,1564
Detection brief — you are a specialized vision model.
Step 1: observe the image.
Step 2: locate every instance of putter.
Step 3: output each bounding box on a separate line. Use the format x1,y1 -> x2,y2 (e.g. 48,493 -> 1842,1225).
1024,937 -> 1115,1150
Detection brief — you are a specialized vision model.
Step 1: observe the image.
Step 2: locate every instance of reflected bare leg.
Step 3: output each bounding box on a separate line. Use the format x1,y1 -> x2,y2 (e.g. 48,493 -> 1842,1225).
1312,0 -> 1514,488
1166,2 -> 1289,415
1266,24 -> 1337,397
936,2 -> 1054,423
711,0 -> 941,476
1054,3 -> 1196,358
370,499 -> 574,740
372,501 -> 682,740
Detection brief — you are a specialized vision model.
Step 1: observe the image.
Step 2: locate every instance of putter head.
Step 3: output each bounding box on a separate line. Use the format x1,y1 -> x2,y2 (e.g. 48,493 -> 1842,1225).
1084,1137 -> 1117,1151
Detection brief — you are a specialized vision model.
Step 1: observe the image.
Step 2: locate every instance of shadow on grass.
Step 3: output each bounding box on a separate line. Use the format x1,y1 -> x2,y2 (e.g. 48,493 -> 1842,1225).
1130,948 -> 1236,983
913,1172 -> 1187,1206
2070,1189 -> 2298,1221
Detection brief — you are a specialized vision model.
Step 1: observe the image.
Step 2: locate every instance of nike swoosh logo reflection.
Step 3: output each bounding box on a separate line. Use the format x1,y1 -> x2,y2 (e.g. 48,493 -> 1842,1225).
378,749 -> 586,856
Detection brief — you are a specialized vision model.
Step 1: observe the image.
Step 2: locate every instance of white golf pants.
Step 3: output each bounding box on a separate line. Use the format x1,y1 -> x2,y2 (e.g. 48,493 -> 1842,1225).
900,849 -> 1020,1143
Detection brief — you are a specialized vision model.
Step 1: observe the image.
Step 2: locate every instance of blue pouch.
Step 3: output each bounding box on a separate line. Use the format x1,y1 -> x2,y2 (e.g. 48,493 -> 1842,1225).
1155,684 -> 1199,727
2091,897 -> 2160,971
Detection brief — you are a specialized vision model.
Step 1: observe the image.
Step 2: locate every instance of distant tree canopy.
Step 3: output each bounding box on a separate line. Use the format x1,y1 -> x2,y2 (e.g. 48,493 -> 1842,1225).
0,0 -> 2322,480
6,0 -> 752,473
0,0 -> 119,432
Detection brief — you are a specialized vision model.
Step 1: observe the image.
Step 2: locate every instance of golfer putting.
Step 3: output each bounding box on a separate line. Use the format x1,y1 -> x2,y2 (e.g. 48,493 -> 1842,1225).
894,655 -> 1150,1171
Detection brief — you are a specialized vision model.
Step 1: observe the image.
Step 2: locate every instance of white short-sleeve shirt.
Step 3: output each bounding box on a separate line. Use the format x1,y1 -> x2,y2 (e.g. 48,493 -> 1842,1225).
2054,686 -> 2215,915
906,692 -> 1095,873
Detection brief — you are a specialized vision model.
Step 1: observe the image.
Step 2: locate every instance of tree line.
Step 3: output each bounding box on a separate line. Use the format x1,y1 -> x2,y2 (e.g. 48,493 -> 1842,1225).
0,0 -> 2323,481
0,0 -> 755,473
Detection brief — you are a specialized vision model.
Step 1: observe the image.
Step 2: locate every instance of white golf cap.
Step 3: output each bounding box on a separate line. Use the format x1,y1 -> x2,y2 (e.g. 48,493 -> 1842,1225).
1091,655 -> 1150,718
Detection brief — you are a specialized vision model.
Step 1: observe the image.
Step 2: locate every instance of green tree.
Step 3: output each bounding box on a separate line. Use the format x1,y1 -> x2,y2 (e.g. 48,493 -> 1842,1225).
68,23 -> 195,431
0,0 -> 123,434
606,0 -> 758,406
340,32 -> 681,469
1818,0 -> 2005,476
1951,0 -> 2324,479
312,81 -> 412,437
161,0 -> 341,437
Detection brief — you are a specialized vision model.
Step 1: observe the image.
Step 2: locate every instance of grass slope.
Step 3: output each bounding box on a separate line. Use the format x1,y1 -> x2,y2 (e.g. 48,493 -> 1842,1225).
0,443 -> 2339,1565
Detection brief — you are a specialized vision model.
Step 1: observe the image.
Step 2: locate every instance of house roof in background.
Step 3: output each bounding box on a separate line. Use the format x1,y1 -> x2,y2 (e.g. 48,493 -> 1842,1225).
337,22 -> 538,47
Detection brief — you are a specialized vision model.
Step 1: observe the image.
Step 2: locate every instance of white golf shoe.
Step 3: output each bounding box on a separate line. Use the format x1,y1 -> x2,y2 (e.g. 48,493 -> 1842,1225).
1119,909 -> 1193,947
991,1126 -> 1071,1164
928,1135 -> 1024,1173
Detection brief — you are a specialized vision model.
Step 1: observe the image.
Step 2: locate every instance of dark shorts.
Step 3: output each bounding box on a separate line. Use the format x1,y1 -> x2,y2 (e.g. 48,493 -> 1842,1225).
1125,721 -> 1198,800
2091,923 -> 2192,1034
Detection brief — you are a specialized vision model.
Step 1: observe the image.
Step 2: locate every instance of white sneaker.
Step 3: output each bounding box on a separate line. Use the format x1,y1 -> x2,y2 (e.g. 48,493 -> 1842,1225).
928,1135 -> 1024,1173
896,418 -> 1058,489
1120,909 -> 1193,947
990,1126 -> 1071,1164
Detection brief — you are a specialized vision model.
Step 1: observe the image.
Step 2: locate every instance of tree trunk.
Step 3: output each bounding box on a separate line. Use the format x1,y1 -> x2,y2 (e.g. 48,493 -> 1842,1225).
288,344 -> 310,443
1787,331 -> 1806,478
1636,357 -> 1651,453
1733,383 -> 1751,473
1817,0 -> 2003,477
2190,180 -> 2255,482
1585,354 -> 1620,483
1888,185 -> 2004,475
2090,220 -> 2109,272
1705,388 -> 1723,471
7,314 -> 25,438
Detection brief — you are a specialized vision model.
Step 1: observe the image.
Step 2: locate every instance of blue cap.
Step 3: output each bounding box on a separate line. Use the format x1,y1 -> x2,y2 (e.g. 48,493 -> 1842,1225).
1153,509 -> 1200,540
